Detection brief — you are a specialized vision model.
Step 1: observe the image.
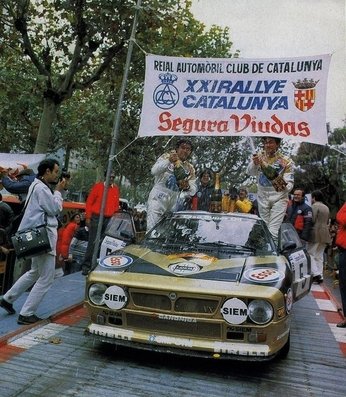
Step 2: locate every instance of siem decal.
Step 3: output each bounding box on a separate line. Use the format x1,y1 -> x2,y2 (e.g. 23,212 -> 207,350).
103,285 -> 128,310
221,298 -> 248,325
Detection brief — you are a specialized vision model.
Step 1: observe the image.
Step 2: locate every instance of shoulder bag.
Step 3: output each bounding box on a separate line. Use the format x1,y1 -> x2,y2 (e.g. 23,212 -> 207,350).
11,183 -> 51,259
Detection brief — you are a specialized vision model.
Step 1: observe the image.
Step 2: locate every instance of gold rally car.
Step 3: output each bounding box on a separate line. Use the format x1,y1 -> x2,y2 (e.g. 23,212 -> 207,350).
85,211 -> 312,361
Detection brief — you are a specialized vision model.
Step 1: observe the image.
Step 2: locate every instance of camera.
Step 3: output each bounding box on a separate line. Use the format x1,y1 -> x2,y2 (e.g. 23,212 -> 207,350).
60,168 -> 71,181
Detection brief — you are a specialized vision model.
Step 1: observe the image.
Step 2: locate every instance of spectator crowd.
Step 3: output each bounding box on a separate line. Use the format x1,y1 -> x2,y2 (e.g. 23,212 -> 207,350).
0,138 -> 345,328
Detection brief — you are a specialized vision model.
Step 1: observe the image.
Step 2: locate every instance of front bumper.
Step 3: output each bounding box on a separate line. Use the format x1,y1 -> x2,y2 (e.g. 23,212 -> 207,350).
85,322 -> 287,361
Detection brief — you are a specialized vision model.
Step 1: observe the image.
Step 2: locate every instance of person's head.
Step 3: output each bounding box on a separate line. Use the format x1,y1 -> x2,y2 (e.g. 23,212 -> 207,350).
262,137 -> 281,157
37,158 -> 60,184
104,170 -> 116,185
311,190 -> 324,203
238,188 -> 248,201
199,169 -> 213,186
17,169 -> 35,179
70,213 -> 81,224
175,139 -> 193,161
292,188 -> 305,203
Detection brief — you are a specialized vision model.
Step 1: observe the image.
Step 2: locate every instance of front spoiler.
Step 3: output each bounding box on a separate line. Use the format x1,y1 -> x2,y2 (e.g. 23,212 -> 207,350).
85,323 -> 281,362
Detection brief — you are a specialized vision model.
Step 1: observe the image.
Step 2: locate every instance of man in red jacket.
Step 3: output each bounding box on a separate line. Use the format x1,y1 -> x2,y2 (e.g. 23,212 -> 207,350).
81,172 -> 120,275
335,202 -> 346,328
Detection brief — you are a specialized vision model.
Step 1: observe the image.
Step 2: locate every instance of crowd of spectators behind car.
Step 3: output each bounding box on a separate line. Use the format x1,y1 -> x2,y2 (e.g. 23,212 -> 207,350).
0,143 -> 345,327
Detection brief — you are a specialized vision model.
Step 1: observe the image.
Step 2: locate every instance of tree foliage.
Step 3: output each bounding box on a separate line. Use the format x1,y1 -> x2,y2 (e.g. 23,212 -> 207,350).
0,0 -> 239,195
293,126 -> 346,217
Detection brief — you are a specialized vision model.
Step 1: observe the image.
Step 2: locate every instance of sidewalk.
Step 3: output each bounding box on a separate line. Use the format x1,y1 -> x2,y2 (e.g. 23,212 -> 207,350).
322,266 -> 342,312
0,271 -> 85,339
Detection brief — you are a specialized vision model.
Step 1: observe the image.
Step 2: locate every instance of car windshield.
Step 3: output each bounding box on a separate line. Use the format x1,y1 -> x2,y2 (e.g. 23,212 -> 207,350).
143,213 -> 273,256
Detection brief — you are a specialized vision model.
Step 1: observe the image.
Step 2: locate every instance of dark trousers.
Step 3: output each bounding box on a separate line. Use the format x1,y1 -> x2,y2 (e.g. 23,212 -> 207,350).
338,248 -> 346,316
82,215 -> 110,270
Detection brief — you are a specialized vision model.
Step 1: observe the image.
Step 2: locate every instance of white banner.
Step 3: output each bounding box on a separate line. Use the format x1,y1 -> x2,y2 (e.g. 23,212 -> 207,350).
0,153 -> 45,172
138,54 -> 331,144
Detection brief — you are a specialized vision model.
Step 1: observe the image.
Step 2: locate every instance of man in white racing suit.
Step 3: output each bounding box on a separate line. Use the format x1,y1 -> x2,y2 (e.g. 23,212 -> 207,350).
247,137 -> 294,245
146,139 -> 197,231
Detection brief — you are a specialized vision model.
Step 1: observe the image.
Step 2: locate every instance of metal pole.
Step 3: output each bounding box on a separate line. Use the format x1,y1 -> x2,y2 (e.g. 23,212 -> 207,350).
90,0 -> 142,270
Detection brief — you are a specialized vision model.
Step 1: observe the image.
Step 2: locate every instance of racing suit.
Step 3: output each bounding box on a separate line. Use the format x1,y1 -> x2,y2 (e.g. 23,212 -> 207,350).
146,152 -> 197,231
247,152 -> 294,244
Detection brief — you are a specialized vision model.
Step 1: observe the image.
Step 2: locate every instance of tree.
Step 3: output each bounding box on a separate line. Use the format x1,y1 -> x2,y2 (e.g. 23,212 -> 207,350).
293,126 -> 346,217
0,0 -> 239,155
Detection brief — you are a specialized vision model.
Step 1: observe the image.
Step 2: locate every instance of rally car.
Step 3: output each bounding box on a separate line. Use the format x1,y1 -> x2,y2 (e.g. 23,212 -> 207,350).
84,211 -> 312,361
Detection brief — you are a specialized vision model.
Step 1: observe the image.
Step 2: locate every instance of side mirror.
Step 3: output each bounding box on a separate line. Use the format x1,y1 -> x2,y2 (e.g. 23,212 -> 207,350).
120,231 -> 135,242
281,241 -> 297,252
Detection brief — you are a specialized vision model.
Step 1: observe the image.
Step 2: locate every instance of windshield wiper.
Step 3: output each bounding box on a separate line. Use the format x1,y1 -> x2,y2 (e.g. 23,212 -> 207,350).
227,244 -> 256,253
196,242 -> 256,253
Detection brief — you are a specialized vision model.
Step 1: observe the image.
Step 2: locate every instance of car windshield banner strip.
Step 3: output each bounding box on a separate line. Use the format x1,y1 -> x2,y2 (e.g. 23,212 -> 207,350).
138,54 -> 331,145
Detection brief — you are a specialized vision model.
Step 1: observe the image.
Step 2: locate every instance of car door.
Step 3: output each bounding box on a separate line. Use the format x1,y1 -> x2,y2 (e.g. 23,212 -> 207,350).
279,222 -> 312,302
99,212 -> 136,258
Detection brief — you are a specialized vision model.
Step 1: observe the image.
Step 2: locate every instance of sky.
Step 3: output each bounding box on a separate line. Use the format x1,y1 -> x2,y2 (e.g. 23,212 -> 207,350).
190,0 -> 346,130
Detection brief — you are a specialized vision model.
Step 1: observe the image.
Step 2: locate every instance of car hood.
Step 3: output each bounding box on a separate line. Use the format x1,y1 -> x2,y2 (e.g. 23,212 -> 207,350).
94,245 -> 291,288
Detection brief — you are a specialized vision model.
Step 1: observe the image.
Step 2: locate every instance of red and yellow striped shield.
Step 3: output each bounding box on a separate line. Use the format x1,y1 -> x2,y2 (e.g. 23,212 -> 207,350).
294,88 -> 316,112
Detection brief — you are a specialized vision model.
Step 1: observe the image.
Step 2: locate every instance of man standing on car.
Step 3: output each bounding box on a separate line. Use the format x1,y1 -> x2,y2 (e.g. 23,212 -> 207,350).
286,188 -> 313,245
247,137 -> 294,245
81,171 -> 120,275
146,139 -> 197,231
0,159 -> 67,325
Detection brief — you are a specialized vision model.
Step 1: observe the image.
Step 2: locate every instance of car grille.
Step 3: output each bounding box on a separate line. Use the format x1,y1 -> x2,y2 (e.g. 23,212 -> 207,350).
131,292 -> 219,314
126,313 -> 221,338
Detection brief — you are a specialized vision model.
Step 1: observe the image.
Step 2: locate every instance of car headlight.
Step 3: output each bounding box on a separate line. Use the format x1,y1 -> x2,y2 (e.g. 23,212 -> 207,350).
88,283 -> 108,305
248,299 -> 273,325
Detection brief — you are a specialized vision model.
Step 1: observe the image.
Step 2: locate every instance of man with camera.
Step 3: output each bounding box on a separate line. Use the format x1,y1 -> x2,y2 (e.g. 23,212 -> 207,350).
0,159 -> 67,325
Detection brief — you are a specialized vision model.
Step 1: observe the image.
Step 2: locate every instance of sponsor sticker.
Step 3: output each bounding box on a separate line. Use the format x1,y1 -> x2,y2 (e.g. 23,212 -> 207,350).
103,285 -> 128,310
168,261 -> 201,275
221,298 -> 248,325
288,249 -> 306,268
243,267 -> 284,283
99,254 -> 133,269
285,288 -> 293,313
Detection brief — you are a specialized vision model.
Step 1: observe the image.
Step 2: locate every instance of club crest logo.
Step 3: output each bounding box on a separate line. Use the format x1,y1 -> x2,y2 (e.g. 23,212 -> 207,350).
293,78 -> 319,112
153,73 -> 179,109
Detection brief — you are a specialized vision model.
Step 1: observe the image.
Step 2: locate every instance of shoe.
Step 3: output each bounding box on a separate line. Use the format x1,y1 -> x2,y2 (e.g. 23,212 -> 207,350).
81,266 -> 90,276
0,298 -> 16,315
17,314 -> 43,325
54,268 -> 64,278
313,275 -> 323,284
336,321 -> 346,328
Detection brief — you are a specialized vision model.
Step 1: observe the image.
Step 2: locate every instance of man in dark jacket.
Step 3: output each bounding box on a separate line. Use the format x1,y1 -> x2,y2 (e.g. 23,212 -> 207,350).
0,193 -> 14,237
1,168 -> 36,202
286,188 -> 313,244
193,169 -> 214,211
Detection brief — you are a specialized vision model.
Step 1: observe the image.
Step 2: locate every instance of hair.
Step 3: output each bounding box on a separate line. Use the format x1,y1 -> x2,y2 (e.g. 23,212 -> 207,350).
37,158 -> 59,177
262,137 -> 281,145
70,212 -> 81,221
311,190 -> 324,202
176,139 -> 193,151
294,188 -> 306,197
199,169 -> 213,179
0,193 -> 2,201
